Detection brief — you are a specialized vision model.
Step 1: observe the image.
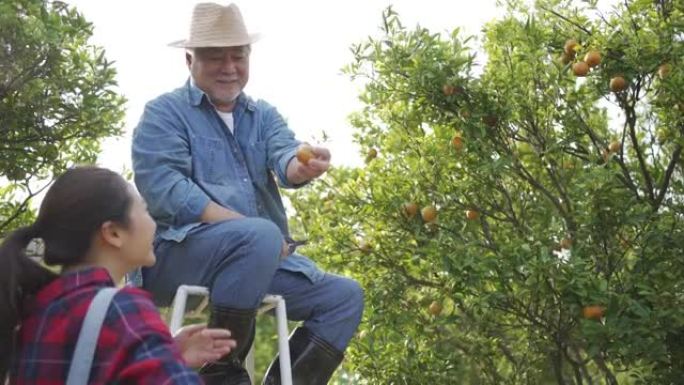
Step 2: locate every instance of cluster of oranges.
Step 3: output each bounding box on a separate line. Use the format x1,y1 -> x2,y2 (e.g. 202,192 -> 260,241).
562,39 -> 630,93
562,38 -> 673,94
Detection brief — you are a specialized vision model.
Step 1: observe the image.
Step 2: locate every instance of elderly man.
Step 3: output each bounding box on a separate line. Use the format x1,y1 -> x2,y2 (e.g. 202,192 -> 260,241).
131,3 -> 363,385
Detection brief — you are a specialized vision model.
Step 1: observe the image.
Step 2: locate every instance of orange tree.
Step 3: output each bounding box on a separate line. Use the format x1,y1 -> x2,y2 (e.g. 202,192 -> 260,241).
288,1 -> 683,384
0,0 -> 125,233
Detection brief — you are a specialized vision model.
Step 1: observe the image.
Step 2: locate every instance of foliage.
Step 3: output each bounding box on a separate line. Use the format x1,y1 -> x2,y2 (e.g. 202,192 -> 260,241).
288,0 -> 684,383
0,0 -> 125,234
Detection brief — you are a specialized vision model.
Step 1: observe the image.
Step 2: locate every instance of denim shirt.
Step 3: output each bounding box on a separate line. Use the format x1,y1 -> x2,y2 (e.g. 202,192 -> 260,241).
131,79 -> 322,283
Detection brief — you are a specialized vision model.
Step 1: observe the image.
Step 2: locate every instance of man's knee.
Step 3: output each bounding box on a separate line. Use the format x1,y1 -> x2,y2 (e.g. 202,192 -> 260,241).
349,279 -> 365,317
336,277 -> 365,319
212,217 -> 282,251
226,217 -> 283,268
243,217 -> 282,239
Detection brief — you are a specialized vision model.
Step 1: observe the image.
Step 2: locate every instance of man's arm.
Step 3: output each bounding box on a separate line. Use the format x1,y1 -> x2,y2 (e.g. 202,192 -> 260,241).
260,102 -> 330,187
200,201 -> 243,223
132,98 -> 239,226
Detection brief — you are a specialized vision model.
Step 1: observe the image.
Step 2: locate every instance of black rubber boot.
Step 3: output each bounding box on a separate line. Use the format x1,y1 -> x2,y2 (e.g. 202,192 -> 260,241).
199,305 -> 257,385
262,327 -> 344,385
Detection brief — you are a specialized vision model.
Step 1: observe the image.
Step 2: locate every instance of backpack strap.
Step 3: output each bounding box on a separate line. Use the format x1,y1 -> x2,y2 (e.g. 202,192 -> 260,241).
66,287 -> 120,385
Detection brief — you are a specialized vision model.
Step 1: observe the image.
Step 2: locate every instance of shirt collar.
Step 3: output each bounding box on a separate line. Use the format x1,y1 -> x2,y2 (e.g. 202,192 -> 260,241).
33,266 -> 116,307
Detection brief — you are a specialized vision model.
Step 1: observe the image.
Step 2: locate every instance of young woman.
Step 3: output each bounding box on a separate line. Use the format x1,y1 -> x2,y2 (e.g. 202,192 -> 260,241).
0,166 -> 235,384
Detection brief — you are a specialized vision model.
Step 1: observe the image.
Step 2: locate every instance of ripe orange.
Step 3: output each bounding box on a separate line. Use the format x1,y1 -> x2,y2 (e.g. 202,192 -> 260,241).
582,305 -> 605,321
608,141 -> 621,152
572,61 -> 590,77
610,76 -> 627,92
584,50 -> 601,67
421,206 -> 438,223
428,301 -> 443,316
402,202 -> 418,218
564,39 -> 579,56
452,135 -> 464,151
658,63 -> 672,79
465,210 -> 479,221
442,84 -> 456,96
296,145 -> 315,165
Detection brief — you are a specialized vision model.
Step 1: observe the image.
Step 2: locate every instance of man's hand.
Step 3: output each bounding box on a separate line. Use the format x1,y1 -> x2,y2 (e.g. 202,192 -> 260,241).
281,239 -> 290,259
286,145 -> 331,185
174,324 -> 236,367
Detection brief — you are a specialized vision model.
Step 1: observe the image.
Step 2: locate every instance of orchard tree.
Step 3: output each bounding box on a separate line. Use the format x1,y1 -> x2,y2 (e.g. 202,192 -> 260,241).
289,0 -> 683,383
0,0 -> 125,233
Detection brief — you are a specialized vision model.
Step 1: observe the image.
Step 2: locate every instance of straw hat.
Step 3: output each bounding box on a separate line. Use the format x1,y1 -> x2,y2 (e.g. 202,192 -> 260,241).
169,3 -> 260,48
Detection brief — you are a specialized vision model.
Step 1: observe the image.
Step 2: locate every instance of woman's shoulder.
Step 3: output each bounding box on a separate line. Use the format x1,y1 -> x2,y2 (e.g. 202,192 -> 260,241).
106,286 -> 169,335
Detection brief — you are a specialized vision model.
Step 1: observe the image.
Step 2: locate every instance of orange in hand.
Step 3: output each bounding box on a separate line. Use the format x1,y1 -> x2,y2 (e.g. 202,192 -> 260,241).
296,145 -> 315,165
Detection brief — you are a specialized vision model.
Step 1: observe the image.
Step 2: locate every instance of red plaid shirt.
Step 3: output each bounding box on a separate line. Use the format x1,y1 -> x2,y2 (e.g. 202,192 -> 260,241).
10,267 -> 202,384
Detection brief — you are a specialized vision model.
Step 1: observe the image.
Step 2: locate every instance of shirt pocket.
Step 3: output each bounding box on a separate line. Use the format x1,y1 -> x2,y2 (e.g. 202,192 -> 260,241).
246,141 -> 269,186
193,135 -> 232,184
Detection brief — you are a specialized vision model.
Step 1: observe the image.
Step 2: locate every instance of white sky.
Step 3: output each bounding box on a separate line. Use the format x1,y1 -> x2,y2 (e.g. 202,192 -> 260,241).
64,0 -> 502,173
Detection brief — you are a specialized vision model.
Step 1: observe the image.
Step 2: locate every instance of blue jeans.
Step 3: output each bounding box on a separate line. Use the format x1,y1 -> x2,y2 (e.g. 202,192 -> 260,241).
142,217 -> 364,351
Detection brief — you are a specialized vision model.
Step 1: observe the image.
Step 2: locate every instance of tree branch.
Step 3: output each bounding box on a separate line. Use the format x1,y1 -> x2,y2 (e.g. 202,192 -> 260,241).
541,6 -> 593,35
624,99 -> 655,202
654,143 -> 682,210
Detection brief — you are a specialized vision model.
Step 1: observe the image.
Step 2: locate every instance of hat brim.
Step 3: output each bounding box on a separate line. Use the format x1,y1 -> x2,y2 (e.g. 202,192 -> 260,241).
168,33 -> 261,48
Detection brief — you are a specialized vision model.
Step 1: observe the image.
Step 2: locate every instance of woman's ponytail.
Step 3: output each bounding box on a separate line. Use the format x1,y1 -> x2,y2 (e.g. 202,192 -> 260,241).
0,225 -> 57,380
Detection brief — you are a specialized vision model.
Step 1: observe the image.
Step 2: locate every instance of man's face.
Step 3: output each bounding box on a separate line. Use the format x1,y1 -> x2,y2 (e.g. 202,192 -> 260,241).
187,46 -> 250,111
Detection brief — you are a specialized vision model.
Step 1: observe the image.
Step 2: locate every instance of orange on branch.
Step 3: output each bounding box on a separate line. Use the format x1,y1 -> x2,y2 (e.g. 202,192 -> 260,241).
428,301 -> 443,316
564,39 -> 579,55
584,50 -> 601,67
466,210 -> 479,221
608,141 -> 621,152
421,206 -> 438,223
572,61 -> 590,77
451,135 -> 464,151
610,76 -> 628,92
582,305 -> 605,321
402,202 -> 418,218
658,63 -> 672,79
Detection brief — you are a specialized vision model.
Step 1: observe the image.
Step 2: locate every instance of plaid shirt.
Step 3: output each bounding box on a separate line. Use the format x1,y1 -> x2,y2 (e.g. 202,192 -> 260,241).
10,267 -> 201,384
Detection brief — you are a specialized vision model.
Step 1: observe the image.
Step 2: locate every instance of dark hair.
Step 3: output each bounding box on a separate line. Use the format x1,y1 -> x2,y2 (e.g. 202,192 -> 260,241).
0,166 -> 132,379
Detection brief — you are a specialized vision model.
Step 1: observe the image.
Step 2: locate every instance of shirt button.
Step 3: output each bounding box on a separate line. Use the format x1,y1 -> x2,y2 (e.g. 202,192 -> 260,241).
243,178 -> 248,182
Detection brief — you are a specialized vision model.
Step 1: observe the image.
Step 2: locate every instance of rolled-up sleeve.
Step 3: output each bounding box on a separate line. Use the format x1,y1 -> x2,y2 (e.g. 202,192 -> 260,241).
132,98 -> 210,227
261,102 -> 306,189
